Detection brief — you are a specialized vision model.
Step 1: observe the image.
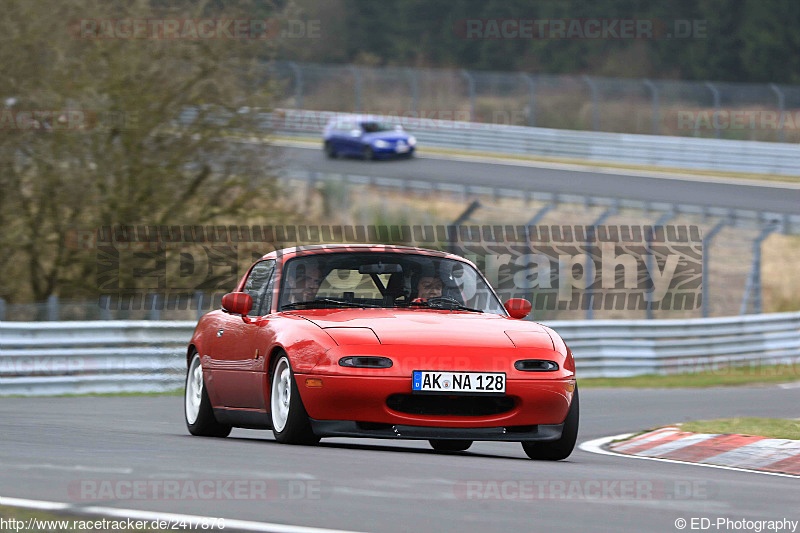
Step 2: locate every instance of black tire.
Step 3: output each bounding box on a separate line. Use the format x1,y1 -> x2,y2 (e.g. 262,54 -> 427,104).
324,141 -> 337,159
270,354 -> 320,445
185,353 -> 232,438
521,386 -> 579,460
363,146 -> 374,160
429,439 -> 473,452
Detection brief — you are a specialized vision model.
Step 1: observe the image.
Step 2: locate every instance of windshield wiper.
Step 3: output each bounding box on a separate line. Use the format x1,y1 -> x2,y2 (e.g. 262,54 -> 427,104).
423,297 -> 483,313
281,298 -> 380,310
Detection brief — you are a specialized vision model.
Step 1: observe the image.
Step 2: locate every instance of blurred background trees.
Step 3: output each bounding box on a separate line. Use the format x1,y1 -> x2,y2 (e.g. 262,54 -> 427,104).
283,0 -> 800,83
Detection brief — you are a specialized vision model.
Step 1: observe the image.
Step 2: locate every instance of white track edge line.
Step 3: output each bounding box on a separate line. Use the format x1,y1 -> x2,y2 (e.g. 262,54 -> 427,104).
579,434 -> 800,480
0,496 -> 367,533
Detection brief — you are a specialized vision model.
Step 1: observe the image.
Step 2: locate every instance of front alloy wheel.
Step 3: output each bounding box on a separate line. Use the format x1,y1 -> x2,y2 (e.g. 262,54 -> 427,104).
270,354 -> 319,445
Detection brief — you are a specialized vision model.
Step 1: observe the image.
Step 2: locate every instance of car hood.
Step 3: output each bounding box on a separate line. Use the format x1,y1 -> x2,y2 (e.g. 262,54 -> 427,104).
286,308 -> 554,349
362,131 -> 410,142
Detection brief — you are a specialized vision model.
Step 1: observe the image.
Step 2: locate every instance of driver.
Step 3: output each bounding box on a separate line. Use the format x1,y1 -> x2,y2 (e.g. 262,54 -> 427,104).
285,261 -> 324,304
416,276 -> 443,299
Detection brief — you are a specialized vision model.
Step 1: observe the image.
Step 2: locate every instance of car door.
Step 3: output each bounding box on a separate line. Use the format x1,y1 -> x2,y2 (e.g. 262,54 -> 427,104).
209,260 -> 275,409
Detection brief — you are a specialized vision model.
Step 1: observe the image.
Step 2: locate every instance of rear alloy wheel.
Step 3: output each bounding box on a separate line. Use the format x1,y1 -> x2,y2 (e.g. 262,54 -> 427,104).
185,353 -> 232,437
324,141 -> 337,159
270,354 -> 319,445
521,387 -> 579,460
429,439 -> 473,452
363,146 -> 374,160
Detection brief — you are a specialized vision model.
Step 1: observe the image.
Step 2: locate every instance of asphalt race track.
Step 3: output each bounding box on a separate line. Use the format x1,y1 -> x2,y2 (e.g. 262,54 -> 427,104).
277,145 -> 800,215
2,386 -> 798,533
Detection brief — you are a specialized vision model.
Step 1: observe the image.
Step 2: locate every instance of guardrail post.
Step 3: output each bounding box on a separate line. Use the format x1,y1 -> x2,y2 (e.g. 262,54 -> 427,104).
148,293 -> 161,320
740,220 -> 781,314
349,66 -> 362,112
701,217 -> 732,317
287,61 -> 303,109
582,75 -> 599,131
705,82 -> 721,139
643,79 -> 660,135
0,297 -> 6,321
769,83 -> 786,143
194,291 -> 205,320
520,73 -> 536,127
405,68 -> 419,113
47,295 -> 59,321
448,200 -> 481,254
98,295 -> 112,320
646,210 -> 676,319
461,70 -> 475,122
586,205 -> 618,319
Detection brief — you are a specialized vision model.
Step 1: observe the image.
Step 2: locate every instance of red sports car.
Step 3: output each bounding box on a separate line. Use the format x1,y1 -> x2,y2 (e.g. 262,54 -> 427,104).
184,244 -> 578,460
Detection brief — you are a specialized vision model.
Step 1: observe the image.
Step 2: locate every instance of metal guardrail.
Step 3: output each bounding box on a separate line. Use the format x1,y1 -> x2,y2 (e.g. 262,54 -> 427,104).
2,312 -> 798,395
268,108 -> 800,176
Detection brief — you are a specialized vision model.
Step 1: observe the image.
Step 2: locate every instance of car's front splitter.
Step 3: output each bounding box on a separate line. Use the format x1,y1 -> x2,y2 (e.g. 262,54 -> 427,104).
309,419 -> 564,441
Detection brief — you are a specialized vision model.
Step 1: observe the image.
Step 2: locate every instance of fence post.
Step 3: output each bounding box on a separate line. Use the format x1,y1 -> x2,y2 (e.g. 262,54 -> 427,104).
0,297 -> 6,321
520,73 -> 536,127
47,295 -> 59,321
586,206 -> 618,319
705,82 -> 721,139
582,75 -> 599,131
148,293 -> 162,320
448,200 -> 481,254
646,211 -> 676,319
740,220 -> 781,314
643,79 -> 659,135
287,61 -> 303,109
460,70 -> 475,122
97,295 -> 112,320
769,83 -> 786,143
701,217 -> 732,317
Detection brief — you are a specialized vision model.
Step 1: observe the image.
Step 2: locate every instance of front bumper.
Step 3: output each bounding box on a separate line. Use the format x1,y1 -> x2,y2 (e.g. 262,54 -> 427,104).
371,145 -> 415,156
309,419 -> 565,442
296,373 -> 574,428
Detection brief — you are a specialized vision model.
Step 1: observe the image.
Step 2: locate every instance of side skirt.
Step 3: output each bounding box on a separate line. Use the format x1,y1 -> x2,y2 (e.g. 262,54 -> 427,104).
213,408 -> 272,430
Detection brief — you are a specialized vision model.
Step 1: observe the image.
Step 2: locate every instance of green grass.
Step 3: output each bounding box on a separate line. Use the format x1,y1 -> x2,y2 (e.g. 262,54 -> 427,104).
680,418 -> 800,440
580,363 -> 800,388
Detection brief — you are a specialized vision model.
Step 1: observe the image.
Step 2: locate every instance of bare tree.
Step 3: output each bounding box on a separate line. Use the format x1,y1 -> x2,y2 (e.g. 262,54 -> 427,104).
0,0 -> 288,302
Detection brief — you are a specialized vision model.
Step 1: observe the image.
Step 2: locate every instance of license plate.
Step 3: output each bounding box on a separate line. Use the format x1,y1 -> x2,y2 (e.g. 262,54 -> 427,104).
395,144 -> 409,153
412,371 -> 505,394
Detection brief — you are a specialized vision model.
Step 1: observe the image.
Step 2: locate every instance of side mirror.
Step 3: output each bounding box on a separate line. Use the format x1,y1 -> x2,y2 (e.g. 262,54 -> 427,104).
504,298 -> 532,319
222,292 -> 252,316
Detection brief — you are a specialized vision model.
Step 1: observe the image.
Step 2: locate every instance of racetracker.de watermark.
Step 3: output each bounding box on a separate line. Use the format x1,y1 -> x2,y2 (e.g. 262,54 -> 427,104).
455,479 -> 716,500
671,109 -> 800,131
453,18 -> 707,40
69,18 -> 320,40
68,479 -> 322,501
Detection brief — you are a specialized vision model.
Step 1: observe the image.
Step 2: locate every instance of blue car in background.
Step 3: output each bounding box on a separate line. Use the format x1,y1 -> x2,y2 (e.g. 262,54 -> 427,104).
323,115 -> 416,160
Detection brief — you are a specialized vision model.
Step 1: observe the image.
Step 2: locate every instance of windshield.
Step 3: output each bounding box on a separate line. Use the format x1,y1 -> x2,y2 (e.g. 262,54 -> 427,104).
278,252 -> 506,315
360,121 -> 399,133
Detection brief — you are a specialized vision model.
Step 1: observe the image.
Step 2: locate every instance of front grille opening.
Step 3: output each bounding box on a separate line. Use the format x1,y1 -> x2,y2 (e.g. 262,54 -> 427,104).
386,394 -> 515,416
